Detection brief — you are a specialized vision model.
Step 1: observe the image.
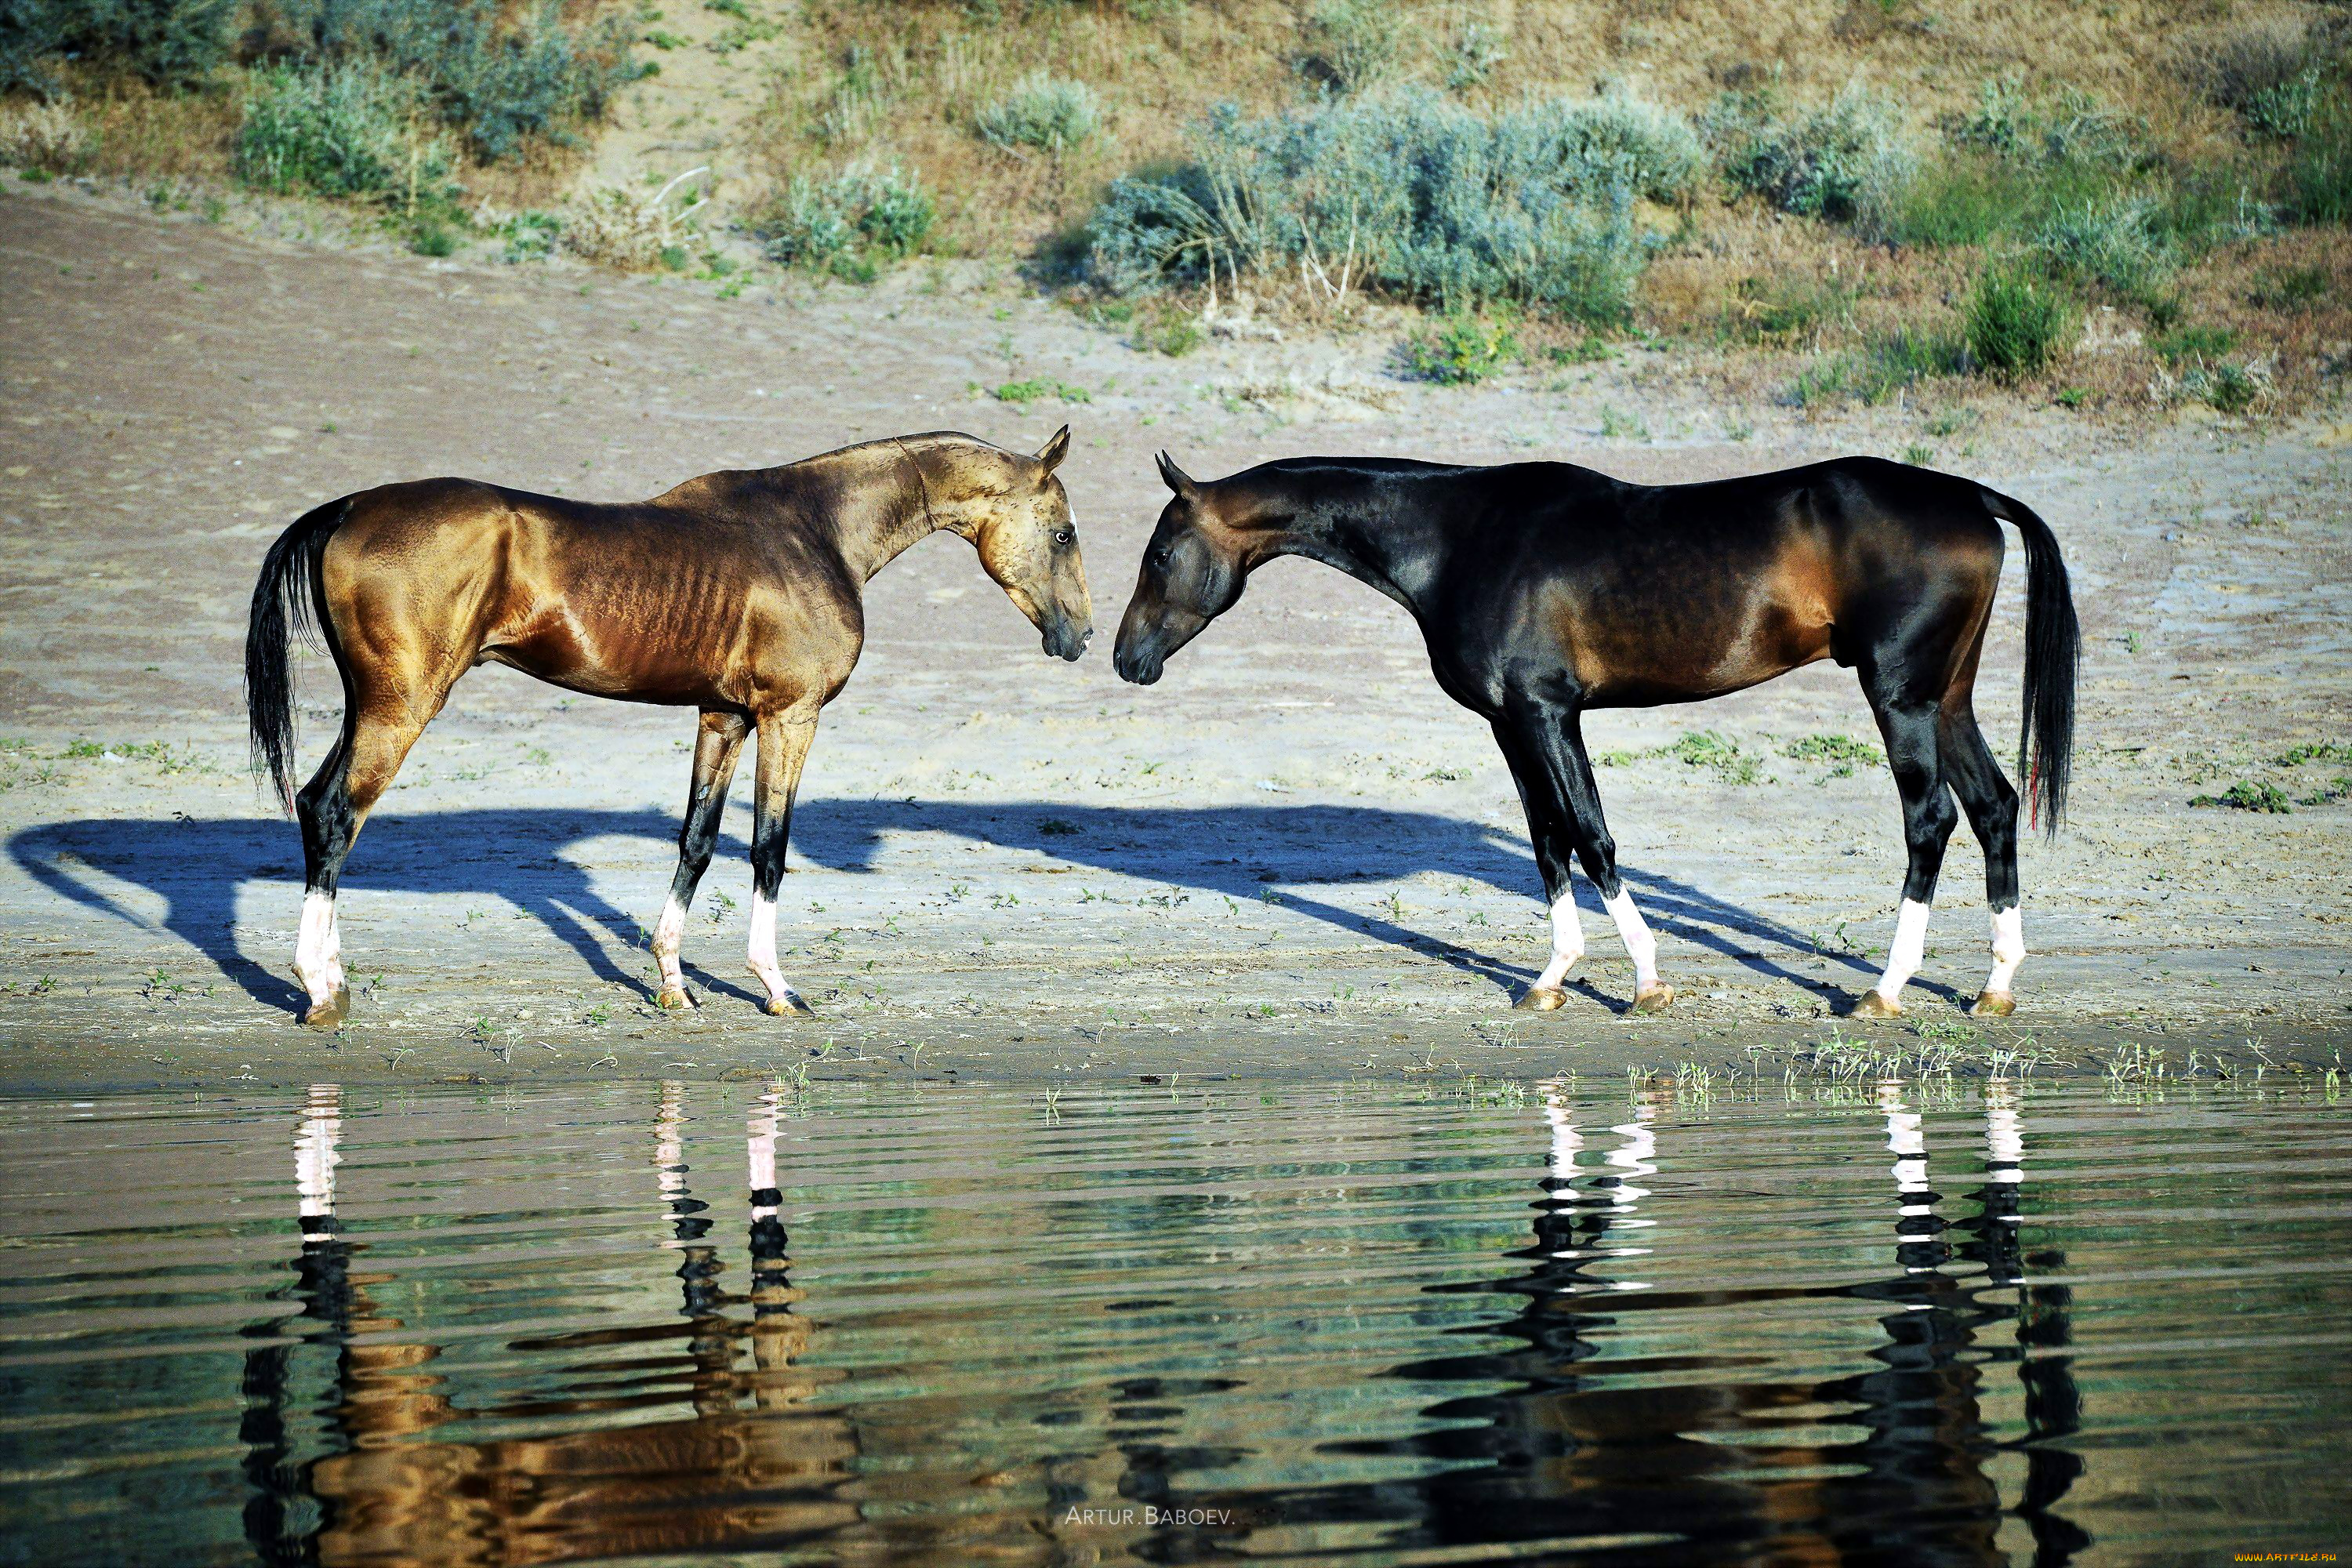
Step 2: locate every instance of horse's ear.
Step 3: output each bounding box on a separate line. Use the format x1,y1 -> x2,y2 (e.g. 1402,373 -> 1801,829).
1155,450 -> 1197,500
1036,424 -> 1071,474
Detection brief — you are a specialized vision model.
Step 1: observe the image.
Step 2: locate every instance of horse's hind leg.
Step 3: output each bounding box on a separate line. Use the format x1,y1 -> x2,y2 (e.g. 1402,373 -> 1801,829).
652,710 -> 748,1010
746,707 -> 819,1018
1853,684 -> 1959,1018
1940,703 -> 2026,1015
292,699 -> 431,1025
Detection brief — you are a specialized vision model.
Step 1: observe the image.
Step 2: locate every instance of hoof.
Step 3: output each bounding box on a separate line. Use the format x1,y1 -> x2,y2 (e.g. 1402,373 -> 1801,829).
301,988 -> 349,1029
1849,990 -> 1903,1019
1515,985 -> 1568,1013
1630,983 -> 1675,1015
1970,989 -> 2016,1018
762,993 -> 815,1018
654,985 -> 695,1012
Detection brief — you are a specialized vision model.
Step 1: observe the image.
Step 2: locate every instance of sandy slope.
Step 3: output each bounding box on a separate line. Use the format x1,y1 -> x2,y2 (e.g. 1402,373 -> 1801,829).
2,183 -> 2348,1092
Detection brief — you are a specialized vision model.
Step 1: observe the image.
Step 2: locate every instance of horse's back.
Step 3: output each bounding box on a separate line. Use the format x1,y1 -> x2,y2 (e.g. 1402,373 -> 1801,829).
1474,456 -> 2004,704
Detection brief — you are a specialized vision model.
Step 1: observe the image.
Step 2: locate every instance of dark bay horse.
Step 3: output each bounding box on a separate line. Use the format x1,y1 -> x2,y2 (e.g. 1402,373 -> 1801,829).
1113,452 -> 2076,1018
246,428 -> 1091,1026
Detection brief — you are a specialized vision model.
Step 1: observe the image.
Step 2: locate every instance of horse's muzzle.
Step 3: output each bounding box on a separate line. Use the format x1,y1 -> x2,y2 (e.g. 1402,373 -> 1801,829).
1112,636 -> 1163,686
1044,617 -> 1094,662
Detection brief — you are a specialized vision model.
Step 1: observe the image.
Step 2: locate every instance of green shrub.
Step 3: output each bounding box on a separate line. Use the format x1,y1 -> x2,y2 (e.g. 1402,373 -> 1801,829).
1965,267 -> 2071,377
2032,196 -> 2173,296
975,72 -> 1101,152
3,0 -> 234,92
1,2 -> 67,96
1708,79 -> 1914,236
1400,314 -> 1520,383
2283,98 -> 2352,225
1087,87 -> 1695,323
233,60 -> 439,198
755,165 -> 935,268
258,0 -> 640,162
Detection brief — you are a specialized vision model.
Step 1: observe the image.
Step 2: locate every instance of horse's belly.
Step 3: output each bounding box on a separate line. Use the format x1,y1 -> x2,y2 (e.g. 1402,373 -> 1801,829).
480,614 -> 726,706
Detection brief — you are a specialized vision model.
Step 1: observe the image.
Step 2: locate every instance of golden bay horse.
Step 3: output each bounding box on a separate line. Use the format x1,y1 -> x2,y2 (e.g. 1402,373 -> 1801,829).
246,428 -> 1091,1026
1114,453 -> 2076,1018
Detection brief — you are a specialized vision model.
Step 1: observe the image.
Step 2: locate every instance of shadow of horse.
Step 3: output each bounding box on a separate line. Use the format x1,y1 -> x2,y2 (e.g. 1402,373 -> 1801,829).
8,801 -> 1889,1020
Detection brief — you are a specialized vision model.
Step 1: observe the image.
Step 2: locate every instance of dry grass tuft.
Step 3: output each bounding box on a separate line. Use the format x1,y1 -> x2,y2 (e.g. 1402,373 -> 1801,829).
0,96 -> 96,174
559,166 -> 707,270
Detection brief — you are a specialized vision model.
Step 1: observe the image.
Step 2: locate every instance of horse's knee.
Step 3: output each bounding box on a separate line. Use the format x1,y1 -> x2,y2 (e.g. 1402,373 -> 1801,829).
1909,792 -> 1958,854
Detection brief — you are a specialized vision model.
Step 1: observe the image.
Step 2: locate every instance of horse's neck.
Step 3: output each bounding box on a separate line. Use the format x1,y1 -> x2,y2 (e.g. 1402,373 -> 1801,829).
810,443 -> 986,585
1264,474 -> 1443,617
829,492 -> 945,584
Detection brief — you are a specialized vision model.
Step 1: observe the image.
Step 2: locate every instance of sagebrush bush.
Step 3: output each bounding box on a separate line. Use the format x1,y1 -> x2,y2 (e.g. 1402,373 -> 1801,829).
975,73 -> 1101,152
1966,267 -> 2071,376
1088,87 -> 1695,323
253,0 -> 637,162
1708,79 -> 1914,236
2033,197 -> 2174,296
0,93 -> 93,172
755,165 -> 935,269
1950,78 -> 2143,167
232,60 -> 440,198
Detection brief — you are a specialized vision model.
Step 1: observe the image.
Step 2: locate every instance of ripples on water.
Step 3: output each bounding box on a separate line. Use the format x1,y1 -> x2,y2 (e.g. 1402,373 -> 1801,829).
0,1076 -> 2346,1566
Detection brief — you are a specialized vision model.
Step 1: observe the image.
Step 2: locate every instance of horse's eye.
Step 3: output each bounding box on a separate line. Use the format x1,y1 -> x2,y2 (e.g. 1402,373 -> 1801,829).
1054,528 -> 1074,547
1151,546 -> 1171,569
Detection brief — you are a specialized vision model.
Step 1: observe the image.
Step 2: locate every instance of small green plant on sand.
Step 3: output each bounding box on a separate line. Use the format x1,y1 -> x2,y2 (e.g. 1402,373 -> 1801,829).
2188,780 -> 2292,813
1786,733 -> 1883,778
1402,315 -> 1521,384
993,378 -> 1091,405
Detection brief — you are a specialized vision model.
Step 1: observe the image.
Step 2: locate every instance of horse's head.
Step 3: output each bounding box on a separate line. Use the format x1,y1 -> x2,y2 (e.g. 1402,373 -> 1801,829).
951,425 -> 1093,662
1114,452 -> 1265,685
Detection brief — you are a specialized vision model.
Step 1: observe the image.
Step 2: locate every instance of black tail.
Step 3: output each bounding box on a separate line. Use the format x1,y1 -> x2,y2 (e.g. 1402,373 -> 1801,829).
245,499 -> 350,813
1981,486 -> 2078,836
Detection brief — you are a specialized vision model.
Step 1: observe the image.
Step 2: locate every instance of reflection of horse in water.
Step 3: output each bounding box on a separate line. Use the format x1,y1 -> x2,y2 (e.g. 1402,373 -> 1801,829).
1200,1083 -> 2089,1564
239,1084 -> 860,1566
1443,1081 -> 2089,1564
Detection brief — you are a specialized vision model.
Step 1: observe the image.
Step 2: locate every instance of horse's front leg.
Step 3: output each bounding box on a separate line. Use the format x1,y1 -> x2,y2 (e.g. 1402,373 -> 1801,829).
1492,720 -> 1582,1011
747,707 -> 820,1018
652,710 -> 748,1010
1506,692 -> 1672,1014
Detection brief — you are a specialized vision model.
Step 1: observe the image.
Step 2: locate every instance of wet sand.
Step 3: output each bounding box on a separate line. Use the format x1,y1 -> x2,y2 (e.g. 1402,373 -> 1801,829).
3,183 -> 2349,1093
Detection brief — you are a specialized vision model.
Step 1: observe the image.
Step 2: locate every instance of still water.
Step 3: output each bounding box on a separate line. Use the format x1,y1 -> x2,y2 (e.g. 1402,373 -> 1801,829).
0,1076 -> 2345,1566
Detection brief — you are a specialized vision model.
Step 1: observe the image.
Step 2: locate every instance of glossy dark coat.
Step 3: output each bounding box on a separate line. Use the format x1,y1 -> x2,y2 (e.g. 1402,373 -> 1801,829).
1114,452 -> 2077,1011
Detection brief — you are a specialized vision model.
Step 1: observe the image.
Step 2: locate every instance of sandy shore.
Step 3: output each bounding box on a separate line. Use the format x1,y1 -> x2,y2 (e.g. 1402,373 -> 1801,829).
3,184 -> 2348,1093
